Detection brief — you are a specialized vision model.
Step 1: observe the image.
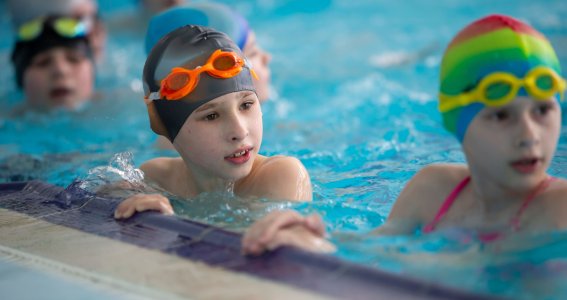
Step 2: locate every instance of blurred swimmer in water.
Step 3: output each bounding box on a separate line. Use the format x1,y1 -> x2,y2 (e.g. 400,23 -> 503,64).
11,14 -> 96,111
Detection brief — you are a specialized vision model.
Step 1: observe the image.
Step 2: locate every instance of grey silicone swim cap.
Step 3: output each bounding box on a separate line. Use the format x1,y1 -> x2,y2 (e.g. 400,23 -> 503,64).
143,25 -> 256,142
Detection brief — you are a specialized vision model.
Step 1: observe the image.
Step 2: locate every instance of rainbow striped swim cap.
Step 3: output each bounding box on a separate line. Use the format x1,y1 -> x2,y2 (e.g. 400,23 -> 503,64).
439,14 -> 562,142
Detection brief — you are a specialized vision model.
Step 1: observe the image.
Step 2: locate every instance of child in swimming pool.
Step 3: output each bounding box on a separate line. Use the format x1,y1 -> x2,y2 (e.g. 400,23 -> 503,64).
10,14 -> 96,111
145,3 -> 272,103
241,14 -> 567,255
113,25 -> 311,219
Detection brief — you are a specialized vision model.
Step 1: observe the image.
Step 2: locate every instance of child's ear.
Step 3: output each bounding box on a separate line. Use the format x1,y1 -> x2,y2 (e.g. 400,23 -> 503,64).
146,101 -> 169,139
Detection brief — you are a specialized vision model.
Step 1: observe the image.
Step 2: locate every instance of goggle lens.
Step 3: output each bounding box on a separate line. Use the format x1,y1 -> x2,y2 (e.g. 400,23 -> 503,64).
535,74 -> 554,91
18,19 -> 43,40
213,54 -> 238,71
485,82 -> 512,102
166,73 -> 191,91
53,18 -> 84,37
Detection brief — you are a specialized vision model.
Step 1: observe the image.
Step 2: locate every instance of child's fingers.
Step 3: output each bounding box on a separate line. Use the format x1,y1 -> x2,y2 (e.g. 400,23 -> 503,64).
114,194 -> 173,219
257,210 -> 306,244
242,210 -> 308,256
242,211 -> 286,245
267,225 -> 336,254
305,213 -> 326,236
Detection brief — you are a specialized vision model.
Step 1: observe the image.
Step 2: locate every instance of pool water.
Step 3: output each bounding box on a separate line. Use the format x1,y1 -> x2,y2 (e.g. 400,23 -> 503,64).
1,0 -> 567,299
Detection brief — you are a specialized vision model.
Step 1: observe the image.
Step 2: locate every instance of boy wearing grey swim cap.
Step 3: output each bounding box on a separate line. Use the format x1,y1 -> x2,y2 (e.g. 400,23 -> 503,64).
114,26 -> 312,219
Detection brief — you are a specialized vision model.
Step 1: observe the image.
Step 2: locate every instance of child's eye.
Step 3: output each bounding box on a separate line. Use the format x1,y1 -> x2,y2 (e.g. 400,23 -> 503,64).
240,101 -> 254,110
31,55 -> 51,68
66,52 -> 86,64
487,110 -> 510,122
205,113 -> 218,121
534,102 -> 553,116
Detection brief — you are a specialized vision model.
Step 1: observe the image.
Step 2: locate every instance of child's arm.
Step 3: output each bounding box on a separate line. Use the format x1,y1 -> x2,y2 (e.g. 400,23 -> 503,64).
251,156 -> 313,201
242,210 -> 336,255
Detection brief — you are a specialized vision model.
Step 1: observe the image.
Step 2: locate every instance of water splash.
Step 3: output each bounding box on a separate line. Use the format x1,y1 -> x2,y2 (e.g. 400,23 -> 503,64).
78,152 -> 145,193
224,181 -> 235,195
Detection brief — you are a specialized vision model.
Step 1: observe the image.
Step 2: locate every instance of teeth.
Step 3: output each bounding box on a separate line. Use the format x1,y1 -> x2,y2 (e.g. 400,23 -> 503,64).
232,150 -> 246,158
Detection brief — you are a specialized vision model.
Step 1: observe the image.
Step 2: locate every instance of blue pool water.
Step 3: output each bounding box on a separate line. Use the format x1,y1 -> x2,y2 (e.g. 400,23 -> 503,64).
1,0 -> 567,299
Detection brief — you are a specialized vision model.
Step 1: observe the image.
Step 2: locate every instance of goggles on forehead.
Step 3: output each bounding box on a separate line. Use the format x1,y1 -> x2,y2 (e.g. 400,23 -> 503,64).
439,66 -> 566,112
147,49 -> 259,101
17,16 -> 91,42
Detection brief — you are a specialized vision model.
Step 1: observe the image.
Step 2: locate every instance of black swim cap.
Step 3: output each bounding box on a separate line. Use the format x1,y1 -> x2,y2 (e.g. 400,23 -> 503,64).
143,25 -> 256,142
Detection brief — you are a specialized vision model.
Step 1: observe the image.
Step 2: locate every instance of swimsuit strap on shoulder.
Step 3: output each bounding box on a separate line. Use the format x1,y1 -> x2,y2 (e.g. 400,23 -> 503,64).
422,176 -> 471,233
510,176 -> 556,231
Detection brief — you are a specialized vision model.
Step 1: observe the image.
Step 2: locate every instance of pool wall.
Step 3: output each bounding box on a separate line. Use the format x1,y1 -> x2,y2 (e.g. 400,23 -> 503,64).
0,181 -> 502,299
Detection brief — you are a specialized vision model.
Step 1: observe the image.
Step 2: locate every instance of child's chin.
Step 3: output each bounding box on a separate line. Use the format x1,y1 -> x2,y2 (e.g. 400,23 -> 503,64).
51,97 -> 89,110
225,165 -> 254,181
508,173 -> 547,190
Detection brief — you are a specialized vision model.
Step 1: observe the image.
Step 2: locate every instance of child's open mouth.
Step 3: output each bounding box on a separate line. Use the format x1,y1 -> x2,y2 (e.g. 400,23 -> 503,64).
510,157 -> 541,174
225,148 -> 253,165
50,87 -> 72,100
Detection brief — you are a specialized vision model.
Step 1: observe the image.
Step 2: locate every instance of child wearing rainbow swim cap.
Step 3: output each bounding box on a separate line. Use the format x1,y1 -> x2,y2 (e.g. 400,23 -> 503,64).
114,25 -> 311,219
241,15 -> 567,255
10,14 -> 96,111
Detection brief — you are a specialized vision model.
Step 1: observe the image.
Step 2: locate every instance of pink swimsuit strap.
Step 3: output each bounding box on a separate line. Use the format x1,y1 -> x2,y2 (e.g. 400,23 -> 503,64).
510,176 -> 556,230
422,176 -> 471,233
422,176 -> 555,234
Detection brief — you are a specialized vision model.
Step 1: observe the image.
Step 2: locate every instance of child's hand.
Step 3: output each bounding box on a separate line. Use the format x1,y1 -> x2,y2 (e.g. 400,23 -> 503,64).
114,193 -> 174,219
242,210 -> 336,255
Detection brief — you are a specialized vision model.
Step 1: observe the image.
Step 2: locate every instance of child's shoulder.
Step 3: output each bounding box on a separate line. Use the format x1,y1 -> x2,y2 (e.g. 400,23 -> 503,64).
388,163 -> 468,222
256,155 -> 306,173
140,157 -> 185,183
413,163 -> 468,185
541,178 -> 567,228
241,155 -> 312,201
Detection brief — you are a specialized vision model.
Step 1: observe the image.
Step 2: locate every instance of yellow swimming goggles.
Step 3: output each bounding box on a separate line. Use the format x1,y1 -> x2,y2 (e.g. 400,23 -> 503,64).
439,66 -> 566,112
17,16 -> 90,41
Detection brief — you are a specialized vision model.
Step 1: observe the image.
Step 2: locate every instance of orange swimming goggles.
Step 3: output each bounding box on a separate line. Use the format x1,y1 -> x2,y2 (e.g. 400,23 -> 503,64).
148,49 -> 258,101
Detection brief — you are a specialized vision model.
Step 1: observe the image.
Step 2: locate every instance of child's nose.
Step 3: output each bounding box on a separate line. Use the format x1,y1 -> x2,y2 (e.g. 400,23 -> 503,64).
227,114 -> 249,141
50,57 -> 72,77
516,114 -> 540,148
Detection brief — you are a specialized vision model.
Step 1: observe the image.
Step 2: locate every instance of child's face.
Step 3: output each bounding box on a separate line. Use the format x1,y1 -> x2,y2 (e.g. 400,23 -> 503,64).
462,96 -> 561,190
243,32 -> 272,103
23,46 -> 94,110
172,91 -> 263,180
